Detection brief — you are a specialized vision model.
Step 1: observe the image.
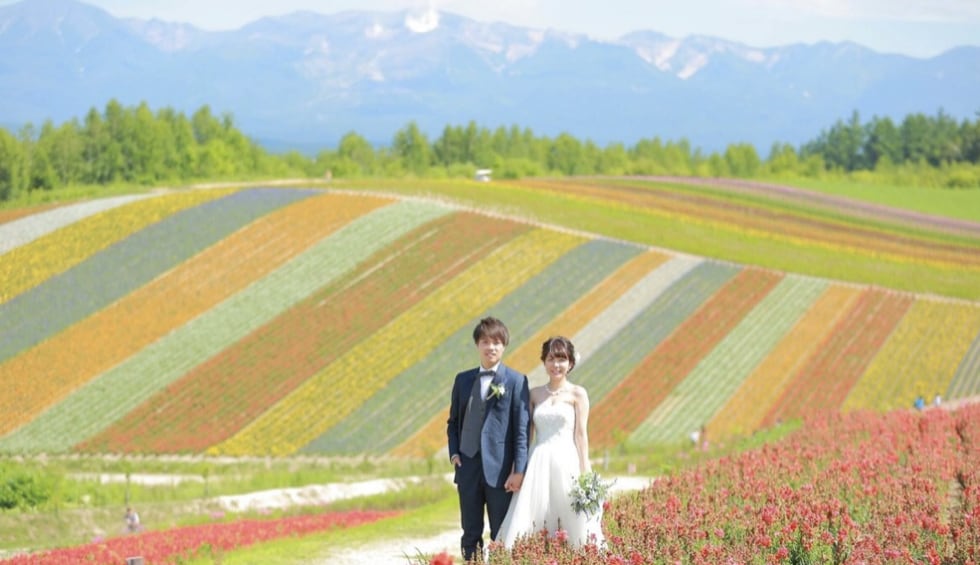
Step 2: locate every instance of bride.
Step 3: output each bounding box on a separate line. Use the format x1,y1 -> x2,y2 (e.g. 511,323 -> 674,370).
497,336 -> 605,549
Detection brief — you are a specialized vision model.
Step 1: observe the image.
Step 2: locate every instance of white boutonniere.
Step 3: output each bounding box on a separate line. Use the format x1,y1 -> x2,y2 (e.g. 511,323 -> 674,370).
488,383 -> 506,400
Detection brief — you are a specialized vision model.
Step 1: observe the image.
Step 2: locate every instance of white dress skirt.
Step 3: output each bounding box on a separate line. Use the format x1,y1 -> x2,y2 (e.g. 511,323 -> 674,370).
497,400 -> 605,549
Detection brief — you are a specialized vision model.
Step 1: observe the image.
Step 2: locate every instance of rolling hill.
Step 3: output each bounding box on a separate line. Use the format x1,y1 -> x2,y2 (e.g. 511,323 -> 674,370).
1,178 -> 979,458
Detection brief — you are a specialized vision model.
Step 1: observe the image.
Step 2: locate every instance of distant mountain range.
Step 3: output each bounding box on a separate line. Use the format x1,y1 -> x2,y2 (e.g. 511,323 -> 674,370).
2,0 -> 978,153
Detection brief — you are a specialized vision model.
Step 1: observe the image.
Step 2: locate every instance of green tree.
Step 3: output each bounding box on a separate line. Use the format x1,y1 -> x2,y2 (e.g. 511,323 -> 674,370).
765,143 -> 799,175
196,139 -> 237,178
130,102 -> 169,183
724,143 -> 761,177
0,128 -> 23,200
41,120 -> 84,186
663,139 -> 696,175
392,121 -> 431,174
24,120 -> 57,191
158,108 -> 198,180
900,113 -> 933,165
338,131 -> 377,172
932,109 -> 963,165
599,142 -> 630,175
467,121 -> 496,167
81,106 -> 120,184
432,124 -> 464,166
864,116 -> 901,168
822,111 -> 865,171
547,133 -> 584,174
961,114 -> 980,164
191,105 -> 224,145
705,153 -> 730,177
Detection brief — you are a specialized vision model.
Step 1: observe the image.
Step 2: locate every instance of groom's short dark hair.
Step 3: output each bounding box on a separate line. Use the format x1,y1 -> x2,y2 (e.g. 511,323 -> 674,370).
473,317 -> 510,346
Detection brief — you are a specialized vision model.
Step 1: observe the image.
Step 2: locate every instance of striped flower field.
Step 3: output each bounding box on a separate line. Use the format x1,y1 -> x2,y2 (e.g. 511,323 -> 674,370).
1,181 -> 979,457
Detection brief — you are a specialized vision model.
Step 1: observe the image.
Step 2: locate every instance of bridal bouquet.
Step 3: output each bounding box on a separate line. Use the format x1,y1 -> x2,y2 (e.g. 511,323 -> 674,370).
569,471 -> 614,517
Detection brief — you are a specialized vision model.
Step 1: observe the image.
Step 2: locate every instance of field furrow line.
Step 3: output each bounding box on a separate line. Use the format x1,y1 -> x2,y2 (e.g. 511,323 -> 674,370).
947,330 -> 980,399
80,211 -> 529,453
307,239 -> 642,455
843,300 -> 980,412
708,285 -> 861,439
633,276 -> 826,444
762,290 -> 914,426
0,193 -> 157,255
587,262 -> 740,447
390,249 -> 670,458
0,188 -> 291,364
0,192 -> 388,438
0,199 -> 447,453
212,228 -> 585,456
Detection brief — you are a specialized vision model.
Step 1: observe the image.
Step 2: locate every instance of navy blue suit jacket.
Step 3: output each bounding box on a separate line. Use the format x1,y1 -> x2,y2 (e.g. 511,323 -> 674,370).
447,364 -> 531,487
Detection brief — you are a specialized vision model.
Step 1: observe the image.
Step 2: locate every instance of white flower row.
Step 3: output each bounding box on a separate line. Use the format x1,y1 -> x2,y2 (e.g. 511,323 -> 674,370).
529,255 -> 704,388
0,193 -> 157,256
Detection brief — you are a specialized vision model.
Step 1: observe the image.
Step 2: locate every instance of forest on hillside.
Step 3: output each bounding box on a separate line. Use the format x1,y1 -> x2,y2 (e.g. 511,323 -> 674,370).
1,100 -> 979,202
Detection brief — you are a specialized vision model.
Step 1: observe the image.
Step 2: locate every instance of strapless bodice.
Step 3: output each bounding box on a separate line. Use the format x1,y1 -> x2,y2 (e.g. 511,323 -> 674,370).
533,400 -> 575,445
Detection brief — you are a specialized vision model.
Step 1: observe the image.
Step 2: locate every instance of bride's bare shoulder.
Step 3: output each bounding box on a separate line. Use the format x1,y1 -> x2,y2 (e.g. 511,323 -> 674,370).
529,385 -> 548,402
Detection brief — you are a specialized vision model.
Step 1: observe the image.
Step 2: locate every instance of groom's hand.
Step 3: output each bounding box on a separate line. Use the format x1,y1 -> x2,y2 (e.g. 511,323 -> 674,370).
504,472 -> 524,492
451,454 -> 462,467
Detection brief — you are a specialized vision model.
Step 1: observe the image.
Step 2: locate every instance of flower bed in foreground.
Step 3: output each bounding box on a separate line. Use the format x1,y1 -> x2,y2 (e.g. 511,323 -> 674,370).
2,509 -> 399,565
490,402 -> 980,564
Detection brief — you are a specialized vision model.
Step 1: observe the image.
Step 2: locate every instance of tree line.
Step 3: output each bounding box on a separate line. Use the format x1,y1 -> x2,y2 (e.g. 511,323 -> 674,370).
801,110 -> 980,173
1,100 -> 978,202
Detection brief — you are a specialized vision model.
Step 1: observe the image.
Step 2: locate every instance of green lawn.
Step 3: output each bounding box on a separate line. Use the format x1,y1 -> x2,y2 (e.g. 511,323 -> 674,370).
781,176 -> 980,223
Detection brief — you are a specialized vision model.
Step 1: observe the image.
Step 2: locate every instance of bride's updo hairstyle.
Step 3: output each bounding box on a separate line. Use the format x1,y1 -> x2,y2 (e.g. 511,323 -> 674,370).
541,336 -> 576,372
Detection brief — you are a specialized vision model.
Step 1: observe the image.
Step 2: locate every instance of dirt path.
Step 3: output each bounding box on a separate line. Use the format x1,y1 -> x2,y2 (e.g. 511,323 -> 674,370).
315,476 -> 654,565
318,528 -> 462,565
67,470 -> 654,564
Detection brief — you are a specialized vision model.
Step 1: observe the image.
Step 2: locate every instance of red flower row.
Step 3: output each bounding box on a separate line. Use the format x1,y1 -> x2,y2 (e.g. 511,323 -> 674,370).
2,509 -> 399,565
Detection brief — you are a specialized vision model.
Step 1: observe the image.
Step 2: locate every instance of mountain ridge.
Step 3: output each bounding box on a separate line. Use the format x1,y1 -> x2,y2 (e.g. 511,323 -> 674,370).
2,0 -> 978,152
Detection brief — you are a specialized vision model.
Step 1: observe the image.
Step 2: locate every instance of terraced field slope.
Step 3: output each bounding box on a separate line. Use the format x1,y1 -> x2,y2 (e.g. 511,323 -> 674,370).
2,180 -> 978,456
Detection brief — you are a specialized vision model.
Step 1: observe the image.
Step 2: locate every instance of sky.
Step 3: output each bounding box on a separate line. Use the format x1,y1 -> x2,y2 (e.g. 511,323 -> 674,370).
5,0 -> 980,58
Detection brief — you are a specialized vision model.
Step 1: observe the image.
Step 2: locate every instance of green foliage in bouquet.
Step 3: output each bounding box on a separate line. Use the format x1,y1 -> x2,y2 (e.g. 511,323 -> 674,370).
569,471 -> 613,517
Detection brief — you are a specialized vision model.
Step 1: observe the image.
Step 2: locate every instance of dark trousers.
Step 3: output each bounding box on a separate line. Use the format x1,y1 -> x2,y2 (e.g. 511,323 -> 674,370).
456,452 -> 511,561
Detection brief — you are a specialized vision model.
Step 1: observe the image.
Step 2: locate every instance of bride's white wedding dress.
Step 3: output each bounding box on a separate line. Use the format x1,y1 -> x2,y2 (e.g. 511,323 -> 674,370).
497,399 -> 605,549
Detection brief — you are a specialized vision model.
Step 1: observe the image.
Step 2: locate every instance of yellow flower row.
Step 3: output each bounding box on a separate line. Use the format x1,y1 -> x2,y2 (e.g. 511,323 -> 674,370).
842,299 -> 980,412
390,249 -> 671,458
210,228 -> 586,456
709,285 -> 861,440
0,193 -> 390,436
0,189 -> 236,304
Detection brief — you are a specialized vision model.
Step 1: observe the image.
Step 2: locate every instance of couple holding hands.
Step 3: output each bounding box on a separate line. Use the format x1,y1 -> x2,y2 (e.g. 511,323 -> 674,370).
447,317 -> 604,562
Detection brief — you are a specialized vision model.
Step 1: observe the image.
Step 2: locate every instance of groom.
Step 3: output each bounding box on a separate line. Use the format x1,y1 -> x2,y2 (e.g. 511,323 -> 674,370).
448,316 -> 530,562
